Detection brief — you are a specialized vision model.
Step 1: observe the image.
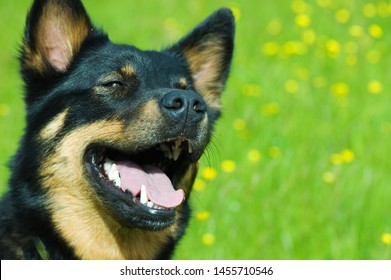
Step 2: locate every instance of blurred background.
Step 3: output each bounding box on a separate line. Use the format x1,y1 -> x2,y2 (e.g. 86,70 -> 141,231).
0,0 -> 390,259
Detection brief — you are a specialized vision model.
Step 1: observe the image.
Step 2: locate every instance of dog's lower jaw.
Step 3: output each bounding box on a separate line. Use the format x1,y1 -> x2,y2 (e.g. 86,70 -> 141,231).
49,199 -> 187,260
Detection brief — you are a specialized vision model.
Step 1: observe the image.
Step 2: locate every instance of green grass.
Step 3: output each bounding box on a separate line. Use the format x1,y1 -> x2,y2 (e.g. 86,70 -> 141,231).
0,0 -> 390,259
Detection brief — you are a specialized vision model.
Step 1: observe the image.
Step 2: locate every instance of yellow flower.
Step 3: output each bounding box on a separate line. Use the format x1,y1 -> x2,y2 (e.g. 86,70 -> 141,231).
267,19 -> 282,36
313,76 -> 327,88
221,160 -> 236,173
285,79 -> 299,94
362,3 -> 376,18
341,149 -> 355,163
233,119 -> 246,131
331,82 -> 349,97
368,24 -> 383,39
268,146 -> 281,158
202,233 -> 215,245
241,84 -> 261,97
381,233 -> 391,245
0,104 -> 10,116
292,0 -> 308,14
323,171 -> 336,184
326,39 -> 341,57
196,211 -> 210,222
335,9 -> 350,23
201,167 -> 217,181
262,102 -> 281,116
330,153 -> 343,165
316,0 -> 331,8
164,17 -> 178,32
262,41 -> 280,56
248,149 -> 261,162
295,14 -> 311,28
193,178 -> 206,192
367,80 -> 383,95
229,4 -> 241,22
302,29 -> 316,45
349,25 -> 364,37
283,41 -> 307,56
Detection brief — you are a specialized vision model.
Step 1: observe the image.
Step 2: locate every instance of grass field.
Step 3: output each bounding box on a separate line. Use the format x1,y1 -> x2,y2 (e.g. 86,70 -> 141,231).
0,0 -> 391,259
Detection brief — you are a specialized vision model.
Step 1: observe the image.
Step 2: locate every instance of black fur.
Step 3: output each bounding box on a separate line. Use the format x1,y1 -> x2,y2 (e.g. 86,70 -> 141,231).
0,0 -> 234,259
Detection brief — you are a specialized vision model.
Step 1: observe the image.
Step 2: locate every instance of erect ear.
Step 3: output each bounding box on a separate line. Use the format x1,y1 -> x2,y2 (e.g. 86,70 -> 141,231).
22,0 -> 92,75
168,8 -> 235,110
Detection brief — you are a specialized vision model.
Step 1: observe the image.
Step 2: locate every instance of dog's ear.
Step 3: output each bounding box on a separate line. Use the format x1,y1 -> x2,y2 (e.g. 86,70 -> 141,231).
168,9 -> 235,110
22,0 -> 92,75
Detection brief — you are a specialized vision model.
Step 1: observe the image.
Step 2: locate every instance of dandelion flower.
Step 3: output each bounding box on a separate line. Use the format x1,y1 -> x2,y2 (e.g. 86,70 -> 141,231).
335,9 -> 350,23
193,178 -> 206,192
202,233 -> 216,245
285,79 -> 299,94
268,146 -> 281,158
330,153 -> 343,165
295,14 -> 311,28
262,41 -> 280,56
201,167 -> 217,181
221,160 -> 236,173
267,19 -> 282,36
292,0 -> 308,14
368,80 -> 383,95
262,102 -> 281,116
196,211 -> 210,222
0,104 -> 10,116
381,233 -> 391,245
326,39 -> 341,57
362,3 -> 376,18
302,29 -> 316,45
349,25 -> 364,37
368,24 -> 383,39
331,82 -> 349,97
341,149 -> 355,163
233,119 -> 246,131
229,5 -> 241,22
323,171 -> 336,184
248,149 -> 261,162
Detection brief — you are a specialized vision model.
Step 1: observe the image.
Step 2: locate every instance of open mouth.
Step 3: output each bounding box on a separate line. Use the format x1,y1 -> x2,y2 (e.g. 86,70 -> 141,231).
84,138 -> 194,229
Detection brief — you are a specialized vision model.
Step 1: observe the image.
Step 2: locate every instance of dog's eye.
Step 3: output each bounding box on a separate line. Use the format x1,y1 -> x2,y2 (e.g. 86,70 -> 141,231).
103,81 -> 124,88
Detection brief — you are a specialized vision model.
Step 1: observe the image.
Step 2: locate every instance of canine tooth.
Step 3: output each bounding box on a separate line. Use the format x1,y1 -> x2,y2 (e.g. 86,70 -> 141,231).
140,185 -> 148,204
103,158 -> 114,175
173,146 -> 182,161
188,142 -> 193,154
146,201 -> 154,208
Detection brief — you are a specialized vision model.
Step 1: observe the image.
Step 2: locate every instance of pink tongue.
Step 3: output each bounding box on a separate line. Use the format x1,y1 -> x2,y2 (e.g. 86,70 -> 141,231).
116,161 -> 184,208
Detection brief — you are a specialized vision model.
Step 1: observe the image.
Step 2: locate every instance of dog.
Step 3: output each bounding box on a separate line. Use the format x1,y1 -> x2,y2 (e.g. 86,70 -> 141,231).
0,0 -> 234,259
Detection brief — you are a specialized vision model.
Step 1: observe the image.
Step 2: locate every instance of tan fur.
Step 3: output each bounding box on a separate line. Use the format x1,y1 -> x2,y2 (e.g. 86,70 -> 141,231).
183,37 -> 225,110
178,77 -> 188,89
23,0 -> 90,73
120,65 -> 135,78
39,109 -> 68,140
39,101 -> 194,259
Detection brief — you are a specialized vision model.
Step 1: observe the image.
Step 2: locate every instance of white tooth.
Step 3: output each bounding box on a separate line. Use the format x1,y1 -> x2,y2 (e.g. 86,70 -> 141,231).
140,185 -> 148,204
147,201 -> 154,208
173,146 -> 182,161
188,142 -> 193,154
104,158 -> 114,175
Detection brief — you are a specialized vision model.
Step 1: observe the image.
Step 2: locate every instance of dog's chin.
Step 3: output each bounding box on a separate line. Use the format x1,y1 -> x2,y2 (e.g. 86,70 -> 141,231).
83,138 -> 198,231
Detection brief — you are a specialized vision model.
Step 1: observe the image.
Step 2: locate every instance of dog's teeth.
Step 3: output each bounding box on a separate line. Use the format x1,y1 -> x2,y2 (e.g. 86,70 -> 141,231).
173,147 -> 182,161
140,185 -> 148,204
103,158 -> 114,175
188,142 -> 193,154
147,201 -> 154,208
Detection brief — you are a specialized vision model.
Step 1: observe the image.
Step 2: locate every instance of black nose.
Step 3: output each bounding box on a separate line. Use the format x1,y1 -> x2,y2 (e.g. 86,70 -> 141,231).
160,90 -> 206,123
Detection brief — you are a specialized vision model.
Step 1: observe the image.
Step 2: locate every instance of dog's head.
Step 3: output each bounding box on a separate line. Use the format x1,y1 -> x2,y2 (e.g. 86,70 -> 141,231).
17,0 -> 233,257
